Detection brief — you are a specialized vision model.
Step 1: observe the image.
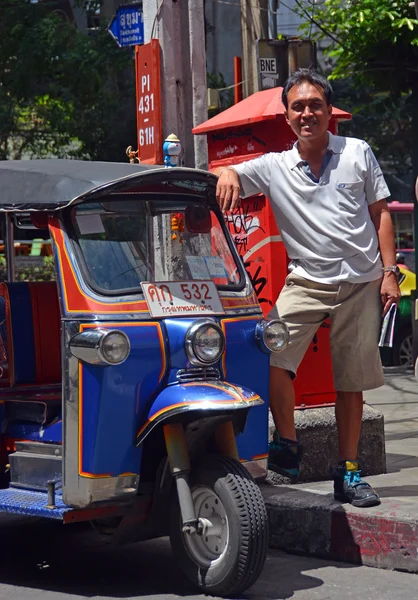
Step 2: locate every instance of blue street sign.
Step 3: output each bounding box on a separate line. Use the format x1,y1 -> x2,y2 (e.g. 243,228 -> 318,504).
108,4 -> 144,47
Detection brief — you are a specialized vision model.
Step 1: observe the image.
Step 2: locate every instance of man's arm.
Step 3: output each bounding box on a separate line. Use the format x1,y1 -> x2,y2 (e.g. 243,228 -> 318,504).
368,199 -> 401,315
214,154 -> 274,213
213,167 -> 242,213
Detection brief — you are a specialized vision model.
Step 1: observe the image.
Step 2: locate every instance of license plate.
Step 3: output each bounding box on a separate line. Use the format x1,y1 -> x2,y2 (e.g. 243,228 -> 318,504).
142,281 -> 225,317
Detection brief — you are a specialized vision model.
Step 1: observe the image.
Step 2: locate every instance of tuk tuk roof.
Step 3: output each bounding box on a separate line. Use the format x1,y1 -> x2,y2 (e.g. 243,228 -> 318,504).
0,160 -> 216,212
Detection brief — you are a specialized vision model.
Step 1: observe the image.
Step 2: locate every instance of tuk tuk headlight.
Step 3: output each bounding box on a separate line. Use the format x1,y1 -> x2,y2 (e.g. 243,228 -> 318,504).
256,319 -> 289,353
70,329 -> 130,366
185,320 -> 225,366
100,331 -> 130,364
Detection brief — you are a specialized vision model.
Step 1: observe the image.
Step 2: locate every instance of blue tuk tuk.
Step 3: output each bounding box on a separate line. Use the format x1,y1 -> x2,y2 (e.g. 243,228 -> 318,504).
0,160 -> 289,596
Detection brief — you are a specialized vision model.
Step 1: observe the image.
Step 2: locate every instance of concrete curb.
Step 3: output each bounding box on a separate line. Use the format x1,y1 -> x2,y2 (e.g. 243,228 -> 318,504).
269,404 -> 387,482
262,484 -> 418,573
382,366 -> 414,376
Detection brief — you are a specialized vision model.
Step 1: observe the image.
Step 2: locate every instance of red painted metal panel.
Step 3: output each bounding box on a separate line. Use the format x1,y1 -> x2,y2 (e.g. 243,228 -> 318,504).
135,40 -> 163,165
193,86 -> 351,135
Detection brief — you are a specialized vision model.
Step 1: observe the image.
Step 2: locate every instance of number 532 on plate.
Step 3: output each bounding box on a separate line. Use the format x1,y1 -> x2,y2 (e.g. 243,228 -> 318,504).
142,281 -> 225,317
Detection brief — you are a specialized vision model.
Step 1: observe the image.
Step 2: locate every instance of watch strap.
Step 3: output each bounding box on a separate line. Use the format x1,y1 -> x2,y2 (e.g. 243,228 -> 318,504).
383,265 -> 399,273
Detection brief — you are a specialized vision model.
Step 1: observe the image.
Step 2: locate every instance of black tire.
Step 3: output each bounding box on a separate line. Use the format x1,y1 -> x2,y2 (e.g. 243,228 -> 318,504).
169,454 -> 269,597
393,326 -> 413,367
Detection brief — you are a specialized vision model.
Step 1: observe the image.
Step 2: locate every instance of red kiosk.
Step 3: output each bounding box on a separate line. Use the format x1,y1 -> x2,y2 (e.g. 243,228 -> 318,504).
193,87 -> 352,408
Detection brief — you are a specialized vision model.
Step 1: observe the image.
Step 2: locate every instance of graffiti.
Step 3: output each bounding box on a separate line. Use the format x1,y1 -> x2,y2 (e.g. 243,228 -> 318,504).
224,204 -> 265,237
223,200 -> 272,305
233,235 -> 248,255
224,203 -> 265,269
244,260 -> 272,306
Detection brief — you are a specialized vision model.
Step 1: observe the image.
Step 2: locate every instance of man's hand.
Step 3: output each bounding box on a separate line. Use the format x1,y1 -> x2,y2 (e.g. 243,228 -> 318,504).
215,168 -> 242,213
381,272 -> 401,316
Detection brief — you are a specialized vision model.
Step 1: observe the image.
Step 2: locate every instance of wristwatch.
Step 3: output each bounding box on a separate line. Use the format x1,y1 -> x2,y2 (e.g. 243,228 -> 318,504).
383,265 -> 400,275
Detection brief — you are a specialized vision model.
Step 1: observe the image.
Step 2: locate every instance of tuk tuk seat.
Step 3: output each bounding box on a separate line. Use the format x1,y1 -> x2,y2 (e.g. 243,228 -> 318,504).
0,282 -> 61,389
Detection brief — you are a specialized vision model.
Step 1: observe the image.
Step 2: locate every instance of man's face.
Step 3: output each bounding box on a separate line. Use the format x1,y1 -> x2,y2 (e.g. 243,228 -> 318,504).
284,81 -> 332,141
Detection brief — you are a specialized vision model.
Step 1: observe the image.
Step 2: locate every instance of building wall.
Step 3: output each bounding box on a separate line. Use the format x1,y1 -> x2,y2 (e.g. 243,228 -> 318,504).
205,0 -> 242,85
276,0 -> 331,70
277,0 -> 302,37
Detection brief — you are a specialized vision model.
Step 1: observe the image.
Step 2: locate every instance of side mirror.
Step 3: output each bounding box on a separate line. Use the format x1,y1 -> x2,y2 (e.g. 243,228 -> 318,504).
185,205 -> 211,234
12,212 -> 49,230
31,213 -> 49,229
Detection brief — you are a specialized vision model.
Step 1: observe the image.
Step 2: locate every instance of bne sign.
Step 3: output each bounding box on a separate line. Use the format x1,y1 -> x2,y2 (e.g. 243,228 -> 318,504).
135,41 -> 162,164
259,58 -> 277,75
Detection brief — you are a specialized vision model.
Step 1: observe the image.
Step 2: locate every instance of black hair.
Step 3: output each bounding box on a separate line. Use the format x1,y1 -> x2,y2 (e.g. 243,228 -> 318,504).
282,69 -> 333,109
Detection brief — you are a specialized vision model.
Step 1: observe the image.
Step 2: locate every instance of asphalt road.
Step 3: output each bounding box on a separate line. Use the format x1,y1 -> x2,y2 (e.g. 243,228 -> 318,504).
0,514 -> 416,600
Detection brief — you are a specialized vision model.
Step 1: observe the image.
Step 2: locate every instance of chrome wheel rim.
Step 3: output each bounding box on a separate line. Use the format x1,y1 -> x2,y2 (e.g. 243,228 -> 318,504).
183,486 -> 229,567
399,334 -> 413,366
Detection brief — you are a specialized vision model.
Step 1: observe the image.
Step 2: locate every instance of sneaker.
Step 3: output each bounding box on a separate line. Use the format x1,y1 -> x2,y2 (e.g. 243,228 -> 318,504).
268,432 -> 303,484
331,461 -> 381,508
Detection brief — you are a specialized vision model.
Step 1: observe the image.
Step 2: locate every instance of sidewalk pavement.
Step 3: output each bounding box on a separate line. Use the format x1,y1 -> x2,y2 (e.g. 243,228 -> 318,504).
263,367 -> 418,573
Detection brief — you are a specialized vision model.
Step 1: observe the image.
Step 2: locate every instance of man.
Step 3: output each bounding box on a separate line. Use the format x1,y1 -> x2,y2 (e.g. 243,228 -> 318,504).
216,69 -> 400,508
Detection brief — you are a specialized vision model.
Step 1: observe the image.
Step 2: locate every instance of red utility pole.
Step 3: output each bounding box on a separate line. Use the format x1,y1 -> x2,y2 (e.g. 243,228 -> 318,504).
234,57 -> 243,104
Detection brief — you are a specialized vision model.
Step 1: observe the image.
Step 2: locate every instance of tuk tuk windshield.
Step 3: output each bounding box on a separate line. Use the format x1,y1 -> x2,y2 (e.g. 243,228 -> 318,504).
70,197 -> 243,294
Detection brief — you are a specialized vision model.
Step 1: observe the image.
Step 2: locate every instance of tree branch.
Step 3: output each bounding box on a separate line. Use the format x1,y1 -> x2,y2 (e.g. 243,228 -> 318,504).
293,0 -> 344,48
353,64 -> 418,74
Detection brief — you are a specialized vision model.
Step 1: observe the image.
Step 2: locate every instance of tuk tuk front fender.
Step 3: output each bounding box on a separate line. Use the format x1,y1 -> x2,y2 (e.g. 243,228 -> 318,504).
135,382 -> 263,446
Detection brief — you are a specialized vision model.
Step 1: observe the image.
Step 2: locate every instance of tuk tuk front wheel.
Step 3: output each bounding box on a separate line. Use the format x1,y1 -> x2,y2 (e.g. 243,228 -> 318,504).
169,454 -> 268,597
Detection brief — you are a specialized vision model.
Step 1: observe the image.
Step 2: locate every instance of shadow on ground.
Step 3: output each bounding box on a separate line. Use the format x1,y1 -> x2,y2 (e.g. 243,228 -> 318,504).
0,512 -> 360,600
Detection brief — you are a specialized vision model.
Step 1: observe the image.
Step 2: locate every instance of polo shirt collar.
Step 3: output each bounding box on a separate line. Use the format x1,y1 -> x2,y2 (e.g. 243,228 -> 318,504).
288,131 -> 344,169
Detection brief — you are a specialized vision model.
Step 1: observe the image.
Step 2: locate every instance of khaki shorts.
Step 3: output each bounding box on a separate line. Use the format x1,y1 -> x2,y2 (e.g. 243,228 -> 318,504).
268,273 -> 384,392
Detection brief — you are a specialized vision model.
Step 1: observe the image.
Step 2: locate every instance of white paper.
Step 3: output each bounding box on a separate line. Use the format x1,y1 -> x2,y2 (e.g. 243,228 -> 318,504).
186,256 -> 211,279
204,256 -> 227,278
76,214 -> 105,235
378,303 -> 397,348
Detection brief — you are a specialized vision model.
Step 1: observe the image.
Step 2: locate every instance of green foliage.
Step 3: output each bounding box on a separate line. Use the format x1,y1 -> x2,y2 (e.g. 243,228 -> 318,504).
332,79 -> 414,190
297,0 -> 418,90
0,0 -> 137,161
296,0 -> 418,179
207,72 -> 234,117
0,257 -> 55,282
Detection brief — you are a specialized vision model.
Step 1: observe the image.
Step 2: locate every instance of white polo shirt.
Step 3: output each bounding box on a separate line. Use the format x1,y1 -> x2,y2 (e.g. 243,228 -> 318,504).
232,132 -> 390,284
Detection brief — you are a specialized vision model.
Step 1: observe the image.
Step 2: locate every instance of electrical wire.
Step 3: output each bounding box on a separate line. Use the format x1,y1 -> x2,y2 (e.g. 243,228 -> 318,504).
150,0 -> 166,39
213,0 -> 340,46
215,79 -> 248,91
213,0 -> 302,17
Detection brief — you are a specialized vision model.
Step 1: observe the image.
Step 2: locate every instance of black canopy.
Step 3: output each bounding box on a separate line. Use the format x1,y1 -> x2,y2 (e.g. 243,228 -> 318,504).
0,159 -> 216,212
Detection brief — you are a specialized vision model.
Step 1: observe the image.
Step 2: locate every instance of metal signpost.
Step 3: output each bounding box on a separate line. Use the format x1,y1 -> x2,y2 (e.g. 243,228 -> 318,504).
256,39 -> 317,91
108,4 -> 162,165
256,39 -> 287,91
135,41 -> 163,164
108,3 -> 144,48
